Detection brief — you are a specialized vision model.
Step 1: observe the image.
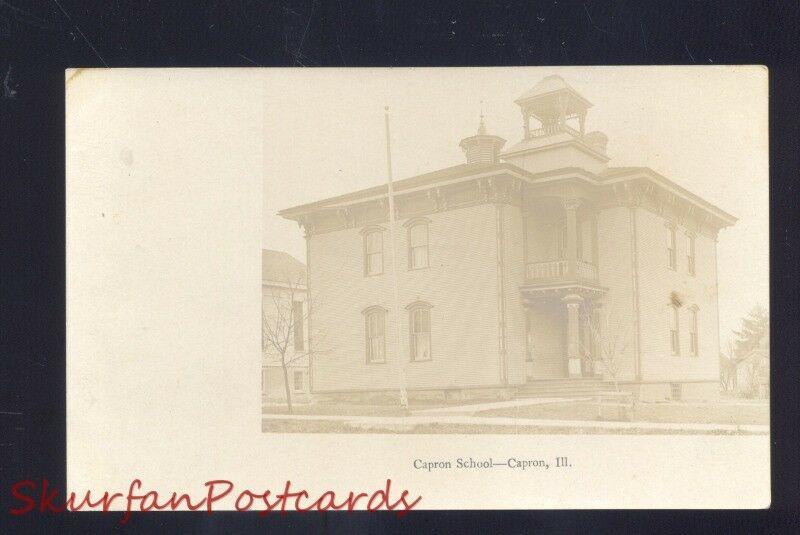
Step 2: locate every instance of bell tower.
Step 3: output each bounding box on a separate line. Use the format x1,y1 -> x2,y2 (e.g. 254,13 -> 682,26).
501,75 -> 610,174
515,74 -> 592,139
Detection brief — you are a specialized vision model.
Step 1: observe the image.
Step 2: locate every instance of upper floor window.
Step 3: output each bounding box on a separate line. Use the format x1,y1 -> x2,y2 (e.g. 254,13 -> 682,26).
292,300 -> 304,351
668,304 -> 680,355
364,307 -> 386,364
363,228 -> 383,276
666,224 -> 677,270
686,233 -> 696,276
407,219 -> 429,269
689,307 -> 699,356
408,302 -> 432,362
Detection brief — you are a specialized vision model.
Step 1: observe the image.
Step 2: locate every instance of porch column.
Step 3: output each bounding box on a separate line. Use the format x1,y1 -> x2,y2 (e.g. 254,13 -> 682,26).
563,293 -> 584,377
563,198 -> 581,278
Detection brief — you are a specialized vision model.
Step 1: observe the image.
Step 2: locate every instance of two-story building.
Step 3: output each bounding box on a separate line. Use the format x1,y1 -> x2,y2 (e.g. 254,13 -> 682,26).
277,75 -> 736,402
262,249 -> 310,403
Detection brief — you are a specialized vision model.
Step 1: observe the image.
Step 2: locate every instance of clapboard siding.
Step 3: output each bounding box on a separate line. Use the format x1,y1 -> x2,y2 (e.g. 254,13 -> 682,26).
595,206 -> 637,381
308,203 -> 501,392
635,208 -> 720,382
502,204 -> 527,385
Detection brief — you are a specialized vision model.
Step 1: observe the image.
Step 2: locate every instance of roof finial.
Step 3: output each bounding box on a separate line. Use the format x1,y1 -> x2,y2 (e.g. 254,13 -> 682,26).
477,100 -> 487,135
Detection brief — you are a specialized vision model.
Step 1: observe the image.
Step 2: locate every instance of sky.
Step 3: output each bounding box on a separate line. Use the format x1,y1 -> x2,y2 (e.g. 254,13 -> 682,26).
262,66 -> 768,349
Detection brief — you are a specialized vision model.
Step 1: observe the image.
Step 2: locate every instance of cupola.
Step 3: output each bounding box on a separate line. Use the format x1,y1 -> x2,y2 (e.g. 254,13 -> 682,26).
458,113 -> 506,165
515,74 -> 592,140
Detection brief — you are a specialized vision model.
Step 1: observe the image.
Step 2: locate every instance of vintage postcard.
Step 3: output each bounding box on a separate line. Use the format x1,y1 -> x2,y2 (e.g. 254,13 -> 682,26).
67,67 -> 769,511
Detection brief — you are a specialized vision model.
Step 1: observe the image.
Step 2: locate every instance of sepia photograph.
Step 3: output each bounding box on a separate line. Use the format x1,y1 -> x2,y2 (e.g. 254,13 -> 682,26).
261,67 -> 769,436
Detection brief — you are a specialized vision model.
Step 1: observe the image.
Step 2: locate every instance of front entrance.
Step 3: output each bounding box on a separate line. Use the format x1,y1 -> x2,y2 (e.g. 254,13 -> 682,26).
524,299 -> 599,380
525,305 -> 568,379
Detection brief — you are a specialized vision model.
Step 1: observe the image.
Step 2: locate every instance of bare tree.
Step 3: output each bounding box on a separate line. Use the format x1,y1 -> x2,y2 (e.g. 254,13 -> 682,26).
262,271 -> 314,414
582,304 -> 631,392
719,339 -> 737,392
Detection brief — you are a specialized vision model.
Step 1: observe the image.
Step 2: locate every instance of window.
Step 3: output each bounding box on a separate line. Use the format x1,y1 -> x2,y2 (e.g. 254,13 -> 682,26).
364,307 -> 386,363
364,229 -> 383,276
557,222 -> 568,260
686,233 -> 696,276
670,382 -> 682,401
292,301 -> 304,350
668,304 -> 680,355
689,307 -> 699,356
408,221 -> 429,269
666,224 -> 677,270
293,370 -> 304,392
408,303 -> 432,362
525,314 -> 534,362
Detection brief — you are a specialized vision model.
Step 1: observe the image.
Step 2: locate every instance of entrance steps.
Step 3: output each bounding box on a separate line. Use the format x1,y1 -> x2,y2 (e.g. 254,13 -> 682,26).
514,378 -> 619,399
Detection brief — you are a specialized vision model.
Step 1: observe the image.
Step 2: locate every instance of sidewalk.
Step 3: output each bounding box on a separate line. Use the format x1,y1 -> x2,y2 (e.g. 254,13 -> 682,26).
411,397 -> 587,416
262,411 -> 769,434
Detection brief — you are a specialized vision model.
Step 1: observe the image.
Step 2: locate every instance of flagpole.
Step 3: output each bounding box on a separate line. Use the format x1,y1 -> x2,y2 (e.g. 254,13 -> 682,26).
384,106 -> 410,411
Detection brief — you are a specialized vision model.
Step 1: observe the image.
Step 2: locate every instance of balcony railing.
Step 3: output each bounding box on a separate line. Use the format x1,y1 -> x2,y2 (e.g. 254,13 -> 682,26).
528,123 -> 581,139
527,260 -> 567,280
526,260 -> 598,283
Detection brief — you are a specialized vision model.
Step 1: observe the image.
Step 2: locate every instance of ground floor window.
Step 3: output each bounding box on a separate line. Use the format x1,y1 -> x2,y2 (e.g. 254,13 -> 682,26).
364,307 -> 386,363
668,304 -> 680,355
525,315 -> 534,362
408,302 -> 432,362
670,382 -> 682,401
293,370 -> 304,392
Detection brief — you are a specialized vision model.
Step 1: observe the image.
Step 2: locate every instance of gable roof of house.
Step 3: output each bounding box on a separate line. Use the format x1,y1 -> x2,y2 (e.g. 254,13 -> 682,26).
262,249 -> 306,286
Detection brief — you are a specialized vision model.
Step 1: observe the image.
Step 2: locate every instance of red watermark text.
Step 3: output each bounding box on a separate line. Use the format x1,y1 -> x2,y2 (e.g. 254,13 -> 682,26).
9,478 -> 422,524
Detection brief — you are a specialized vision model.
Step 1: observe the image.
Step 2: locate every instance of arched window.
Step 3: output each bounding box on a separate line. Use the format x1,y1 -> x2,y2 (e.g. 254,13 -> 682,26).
363,306 -> 386,363
407,302 -> 432,362
666,223 -> 677,270
363,228 -> 384,276
406,219 -> 429,269
686,232 -> 696,276
689,306 -> 699,356
668,304 -> 680,355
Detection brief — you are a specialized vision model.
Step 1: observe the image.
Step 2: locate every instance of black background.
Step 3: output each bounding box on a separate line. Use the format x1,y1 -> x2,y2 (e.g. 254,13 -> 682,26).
1,1 -> 798,532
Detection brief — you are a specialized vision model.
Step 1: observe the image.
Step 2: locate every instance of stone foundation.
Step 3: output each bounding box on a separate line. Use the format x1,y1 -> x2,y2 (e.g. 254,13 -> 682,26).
630,381 -> 720,402
312,386 -> 514,405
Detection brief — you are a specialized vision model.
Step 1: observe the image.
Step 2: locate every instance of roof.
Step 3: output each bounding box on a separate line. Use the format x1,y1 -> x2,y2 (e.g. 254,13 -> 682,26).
515,75 -> 593,108
262,250 -> 306,286
599,167 -> 737,225
278,162 -> 534,218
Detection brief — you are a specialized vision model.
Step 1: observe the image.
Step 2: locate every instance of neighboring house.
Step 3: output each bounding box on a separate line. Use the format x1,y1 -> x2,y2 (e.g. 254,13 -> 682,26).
735,337 -> 769,398
262,249 -> 310,403
278,75 -> 736,402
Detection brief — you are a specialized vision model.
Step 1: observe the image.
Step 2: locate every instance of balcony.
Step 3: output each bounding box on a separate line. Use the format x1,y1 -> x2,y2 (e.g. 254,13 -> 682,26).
526,260 -> 598,284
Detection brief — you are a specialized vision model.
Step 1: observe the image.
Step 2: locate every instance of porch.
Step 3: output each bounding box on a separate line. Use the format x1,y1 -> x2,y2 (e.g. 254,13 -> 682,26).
520,195 -> 607,380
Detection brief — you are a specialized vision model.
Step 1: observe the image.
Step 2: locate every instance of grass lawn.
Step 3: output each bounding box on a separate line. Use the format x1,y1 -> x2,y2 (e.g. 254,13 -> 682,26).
263,403 -> 409,417
475,400 -> 769,426
262,418 -> 766,435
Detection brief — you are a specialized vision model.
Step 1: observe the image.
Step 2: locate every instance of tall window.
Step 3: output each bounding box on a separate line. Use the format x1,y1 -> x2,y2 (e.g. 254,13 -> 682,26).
686,233 -> 696,276
689,307 -> 699,356
408,221 -> 429,269
525,314 -> 534,363
293,370 -> 304,392
364,307 -> 386,363
668,304 -> 680,355
364,229 -> 383,276
408,303 -> 432,362
557,222 -> 568,260
667,224 -> 677,270
292,300 -> 304,350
